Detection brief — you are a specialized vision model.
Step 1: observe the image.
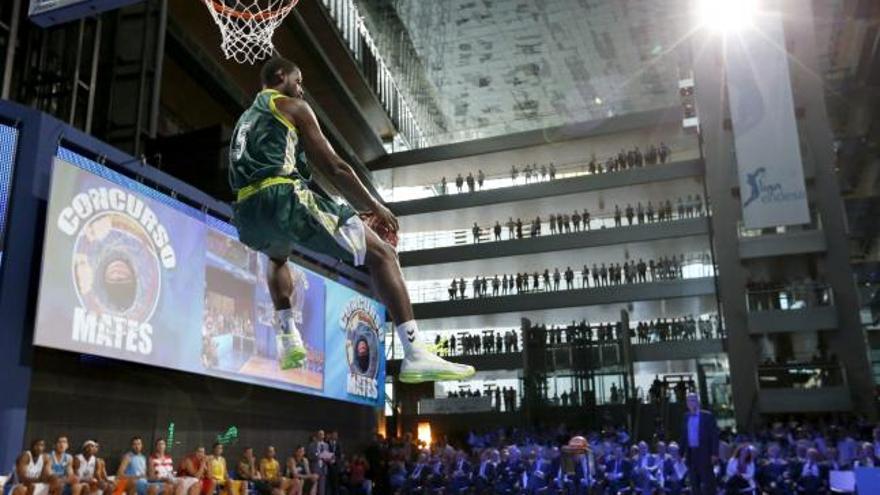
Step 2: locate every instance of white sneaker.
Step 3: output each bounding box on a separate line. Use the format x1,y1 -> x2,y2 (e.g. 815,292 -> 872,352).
276,316 -> 307,370
400,346 -> 475,383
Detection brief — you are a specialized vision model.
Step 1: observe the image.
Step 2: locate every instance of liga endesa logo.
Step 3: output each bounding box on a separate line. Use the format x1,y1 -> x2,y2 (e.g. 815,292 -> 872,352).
341,298 -> 381,400
56,187 -> 177,356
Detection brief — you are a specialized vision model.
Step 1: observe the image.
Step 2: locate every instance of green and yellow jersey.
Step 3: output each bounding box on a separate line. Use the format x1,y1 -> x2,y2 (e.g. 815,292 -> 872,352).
228,89 -> 312,191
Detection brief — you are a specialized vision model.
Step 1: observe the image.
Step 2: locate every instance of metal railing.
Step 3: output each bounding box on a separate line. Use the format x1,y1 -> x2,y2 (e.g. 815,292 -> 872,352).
745,283 -> 834,312
407,252 -> 716,303
757,363 -> 846,389
379,148 -> 701,202
398,207 -> 708,252
320,0 -> 426,148
629,315 -> 723,344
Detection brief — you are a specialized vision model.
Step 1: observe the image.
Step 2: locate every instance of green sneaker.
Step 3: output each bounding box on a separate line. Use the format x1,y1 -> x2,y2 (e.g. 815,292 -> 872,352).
277,334 -> 307,370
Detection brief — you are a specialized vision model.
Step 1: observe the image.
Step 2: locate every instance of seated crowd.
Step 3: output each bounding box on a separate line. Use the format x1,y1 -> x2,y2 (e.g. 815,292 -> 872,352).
10,413 -> 880,495
370,417 -> 880,494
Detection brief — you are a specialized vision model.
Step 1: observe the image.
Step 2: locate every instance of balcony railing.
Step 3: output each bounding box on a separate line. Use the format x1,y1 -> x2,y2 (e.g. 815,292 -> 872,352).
408,253 -> 716,303
738,209 -> 822,238
745,283 -> 833,312
757,363 -> 845,389
398,208 -> 708,252
320,0 -> 426,148
379,149 -> 701,203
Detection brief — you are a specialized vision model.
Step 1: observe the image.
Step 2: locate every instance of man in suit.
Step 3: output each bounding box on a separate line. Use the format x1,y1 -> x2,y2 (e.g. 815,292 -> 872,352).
680,392 -> 719,495
326,431 -> 341,495
306,430 -> 330,495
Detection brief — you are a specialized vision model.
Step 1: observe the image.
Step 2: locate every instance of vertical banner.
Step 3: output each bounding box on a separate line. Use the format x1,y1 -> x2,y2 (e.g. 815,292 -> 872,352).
724,11 -> 810,229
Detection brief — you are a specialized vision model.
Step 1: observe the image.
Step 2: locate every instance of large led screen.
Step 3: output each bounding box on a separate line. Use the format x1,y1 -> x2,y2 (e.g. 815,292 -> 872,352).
34,156 -> 385,407
0,124 -> 18,267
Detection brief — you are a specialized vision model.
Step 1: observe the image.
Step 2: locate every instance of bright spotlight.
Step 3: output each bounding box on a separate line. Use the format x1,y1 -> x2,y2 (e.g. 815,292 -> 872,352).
698,0 -> 757,33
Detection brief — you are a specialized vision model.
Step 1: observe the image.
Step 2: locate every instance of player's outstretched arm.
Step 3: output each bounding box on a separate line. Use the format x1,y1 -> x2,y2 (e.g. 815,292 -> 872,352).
276,97 -> 398,232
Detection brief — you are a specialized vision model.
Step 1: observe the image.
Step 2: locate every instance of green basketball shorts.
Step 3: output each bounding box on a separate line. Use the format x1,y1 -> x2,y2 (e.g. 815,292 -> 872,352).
232,178 -> 367,265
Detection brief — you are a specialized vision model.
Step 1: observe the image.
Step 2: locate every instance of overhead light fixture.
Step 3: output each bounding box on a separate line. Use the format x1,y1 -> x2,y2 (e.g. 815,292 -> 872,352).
698,0 -> 757,33
594,97 -> 603,105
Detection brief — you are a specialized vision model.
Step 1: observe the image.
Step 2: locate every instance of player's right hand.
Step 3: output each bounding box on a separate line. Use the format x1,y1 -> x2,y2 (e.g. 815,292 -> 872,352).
371,202 -> 399,232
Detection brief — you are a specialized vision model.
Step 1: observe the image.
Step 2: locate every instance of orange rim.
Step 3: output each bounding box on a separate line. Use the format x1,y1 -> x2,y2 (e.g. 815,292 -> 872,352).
206,0 -> 299,21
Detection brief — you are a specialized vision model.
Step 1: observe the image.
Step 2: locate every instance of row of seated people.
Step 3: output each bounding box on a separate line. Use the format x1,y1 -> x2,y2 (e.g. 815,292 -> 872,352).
7,435 -> 361,495
472,196 -> 704,244
447,254 -> 703,300
435,142 -> 674,195
382,419 -> 880,495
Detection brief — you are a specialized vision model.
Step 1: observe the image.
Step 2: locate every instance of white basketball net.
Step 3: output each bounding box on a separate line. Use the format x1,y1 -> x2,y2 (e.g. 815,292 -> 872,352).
201,0 -> 299,64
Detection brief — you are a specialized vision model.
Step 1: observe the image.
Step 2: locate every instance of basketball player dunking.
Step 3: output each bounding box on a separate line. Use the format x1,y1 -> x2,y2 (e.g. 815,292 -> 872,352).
228,57 -> 474,383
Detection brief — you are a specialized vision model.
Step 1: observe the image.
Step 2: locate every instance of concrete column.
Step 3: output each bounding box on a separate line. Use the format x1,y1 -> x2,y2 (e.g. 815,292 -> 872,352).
783,0 -> 876,418
692,31 -> 761,431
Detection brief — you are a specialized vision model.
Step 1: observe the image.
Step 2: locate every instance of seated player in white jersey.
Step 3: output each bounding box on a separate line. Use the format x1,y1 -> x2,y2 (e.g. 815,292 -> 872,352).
73,441 -> 115,495
11,439 -> 50,495
228,57 -> 475,383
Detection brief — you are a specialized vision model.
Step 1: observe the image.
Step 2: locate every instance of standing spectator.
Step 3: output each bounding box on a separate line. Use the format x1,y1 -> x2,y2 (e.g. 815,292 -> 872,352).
681,393 -> 719,495
614,205 -> 622,227
647,201 -> 655,223
510,165 -> 519,183
466,173 -> 475,193
582,265 -> 589,288
493,221 -> 502,241
326,432 -> 342,495
307,431 -> 330,495
455,173 -> 463,193
583,209 -> 591,230
553,268 -> 561,291
564,267 -> 574,290
659,142 -> 671,163
637,202 -> 644,224
477,169 -> 485,190
472,222 -> 481,243
439,177 -> 447,195
626,204 -> 634,226
549,162 -> 556,179
572,210 -> 581,232
506,217 -> 515,240
540,164 -> 547,181
458,277 -> 466,299
549,214 -> 557,234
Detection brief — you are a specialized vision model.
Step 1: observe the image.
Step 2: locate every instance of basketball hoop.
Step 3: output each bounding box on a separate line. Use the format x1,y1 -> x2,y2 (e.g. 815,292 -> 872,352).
201,0 -> 300,64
